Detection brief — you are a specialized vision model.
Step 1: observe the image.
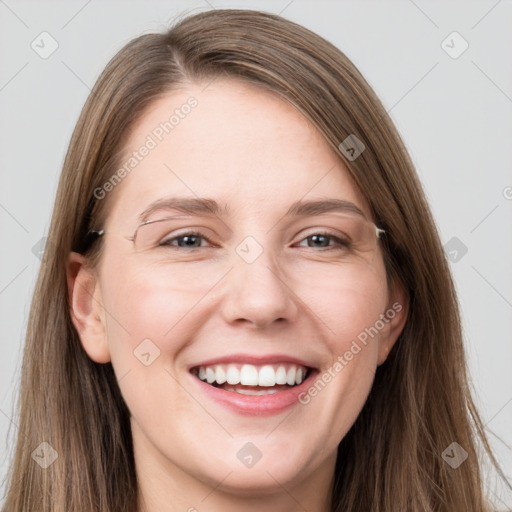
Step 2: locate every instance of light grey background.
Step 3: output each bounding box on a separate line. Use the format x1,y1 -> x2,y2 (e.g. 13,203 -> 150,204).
1,0 -> 511,508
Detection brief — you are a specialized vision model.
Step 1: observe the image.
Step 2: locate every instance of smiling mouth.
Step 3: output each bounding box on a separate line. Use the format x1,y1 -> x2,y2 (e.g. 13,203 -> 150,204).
190,363 -> 312,395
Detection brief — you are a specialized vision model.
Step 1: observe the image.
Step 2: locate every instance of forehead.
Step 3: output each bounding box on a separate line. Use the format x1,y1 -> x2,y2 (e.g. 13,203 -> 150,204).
105,78 -> 370,227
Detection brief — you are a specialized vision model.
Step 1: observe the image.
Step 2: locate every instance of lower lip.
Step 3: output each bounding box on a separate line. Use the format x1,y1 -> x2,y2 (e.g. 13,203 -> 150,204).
189,371 -> 318,416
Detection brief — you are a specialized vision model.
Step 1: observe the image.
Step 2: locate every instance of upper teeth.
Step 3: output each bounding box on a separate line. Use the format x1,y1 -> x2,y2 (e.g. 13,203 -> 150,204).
194,364 -> 308,387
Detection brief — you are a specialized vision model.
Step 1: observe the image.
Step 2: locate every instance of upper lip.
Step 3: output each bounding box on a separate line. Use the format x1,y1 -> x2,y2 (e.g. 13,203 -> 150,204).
188,353 -> 317,371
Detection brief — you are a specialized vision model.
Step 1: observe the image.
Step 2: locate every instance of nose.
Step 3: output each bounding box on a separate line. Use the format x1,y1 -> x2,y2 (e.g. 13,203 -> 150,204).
219,247 -> 299,330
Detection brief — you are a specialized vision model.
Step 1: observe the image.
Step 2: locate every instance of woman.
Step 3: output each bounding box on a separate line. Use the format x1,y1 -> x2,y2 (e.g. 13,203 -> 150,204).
3,8 -> 506,512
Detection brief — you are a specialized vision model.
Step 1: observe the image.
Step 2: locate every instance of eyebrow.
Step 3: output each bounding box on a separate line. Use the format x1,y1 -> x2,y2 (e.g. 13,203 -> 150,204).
138,196 -> 366,223
285,198 -> 366,219
139,197 -> 230,223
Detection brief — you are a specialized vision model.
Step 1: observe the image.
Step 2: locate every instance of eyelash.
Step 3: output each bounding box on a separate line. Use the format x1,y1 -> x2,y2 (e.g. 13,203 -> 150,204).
160,230 -> 351,251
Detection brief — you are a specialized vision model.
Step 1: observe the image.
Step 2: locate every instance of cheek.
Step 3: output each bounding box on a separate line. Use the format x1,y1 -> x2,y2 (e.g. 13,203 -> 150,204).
292,260 -> 388,419
97,254 -> 196,370
98,259 -> 204,419
293,258 -> 389,349
295,271 -> 387,448
99,252 -> 221,339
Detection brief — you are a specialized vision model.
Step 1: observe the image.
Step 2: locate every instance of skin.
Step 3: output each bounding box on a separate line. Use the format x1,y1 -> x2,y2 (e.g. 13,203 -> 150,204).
67,78 -> 408,512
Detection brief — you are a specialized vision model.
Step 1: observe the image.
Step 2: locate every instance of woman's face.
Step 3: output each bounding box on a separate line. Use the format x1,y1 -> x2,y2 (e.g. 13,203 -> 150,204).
69,79 -> 407,504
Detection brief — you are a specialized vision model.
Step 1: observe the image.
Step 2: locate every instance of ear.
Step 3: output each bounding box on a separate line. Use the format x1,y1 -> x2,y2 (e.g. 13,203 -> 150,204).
67,252 -> 111,363
377,280 -> 409,366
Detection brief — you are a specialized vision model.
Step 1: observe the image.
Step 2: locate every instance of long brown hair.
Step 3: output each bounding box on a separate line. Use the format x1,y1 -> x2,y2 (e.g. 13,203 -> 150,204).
3,8 -> 507,511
